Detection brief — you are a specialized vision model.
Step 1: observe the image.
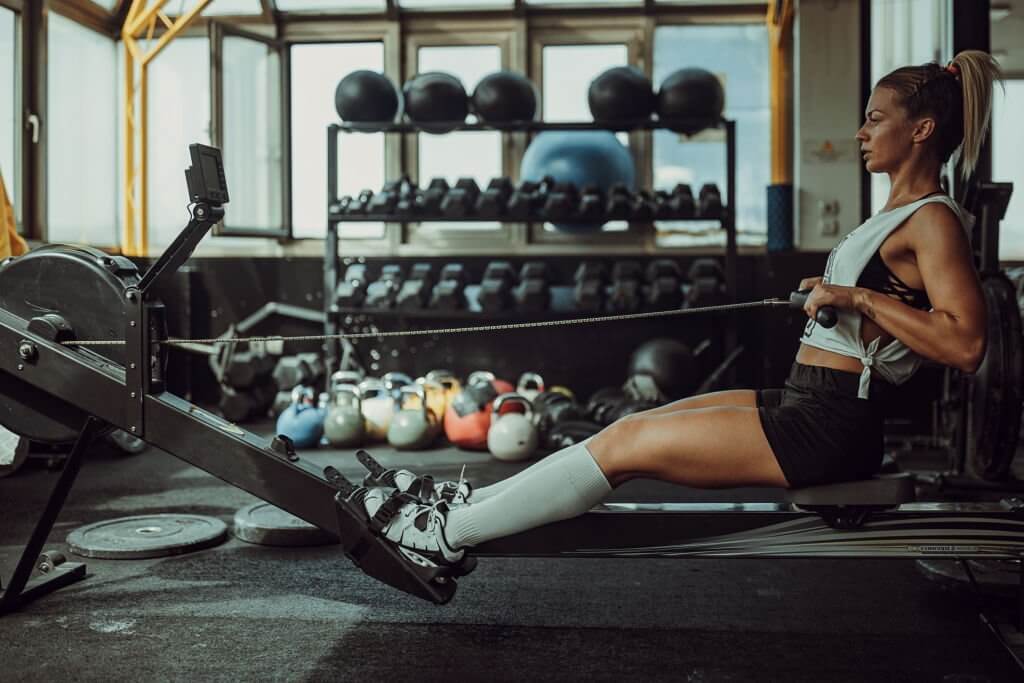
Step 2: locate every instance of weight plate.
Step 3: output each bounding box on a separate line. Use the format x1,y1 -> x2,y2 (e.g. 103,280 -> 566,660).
232,502 -> 337,547
67,514 -> 228,559
967,273 -> 1023,481
0,424 -> 30,478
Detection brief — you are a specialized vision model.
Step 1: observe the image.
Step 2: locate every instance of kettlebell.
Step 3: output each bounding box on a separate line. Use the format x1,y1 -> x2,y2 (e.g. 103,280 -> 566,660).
388,384 -> 441,450
444,379 -> 499,451
275,386 -> 325,449
487,393 -> 539,462
468,370 -> 519,411
359,378 -> 395,442
426,369 -> 462,413
382,371 -> 413,397
415,377 -> 448,421
516,372 -> 546,402
323,383 -> 366,447
330,369 -> 365,391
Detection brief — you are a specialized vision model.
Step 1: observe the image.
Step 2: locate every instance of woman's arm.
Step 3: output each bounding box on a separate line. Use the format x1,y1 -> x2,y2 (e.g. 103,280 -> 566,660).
804,204 -> 987,373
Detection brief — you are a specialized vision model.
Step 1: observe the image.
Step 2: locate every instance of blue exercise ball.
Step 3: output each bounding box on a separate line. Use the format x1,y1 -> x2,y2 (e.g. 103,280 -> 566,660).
519,131 -> 636,233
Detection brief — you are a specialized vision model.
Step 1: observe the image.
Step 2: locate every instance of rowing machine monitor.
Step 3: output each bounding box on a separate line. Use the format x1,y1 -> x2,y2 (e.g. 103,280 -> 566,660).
185,143 -> 229,207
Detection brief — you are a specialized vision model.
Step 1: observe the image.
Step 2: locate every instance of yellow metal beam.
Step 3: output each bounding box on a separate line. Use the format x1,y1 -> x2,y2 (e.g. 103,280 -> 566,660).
767,0 -> 795,185
121,0 -> 212,256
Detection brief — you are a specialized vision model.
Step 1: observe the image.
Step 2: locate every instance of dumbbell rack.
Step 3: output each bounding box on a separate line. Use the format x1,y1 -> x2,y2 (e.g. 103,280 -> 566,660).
323,117 -> 738,379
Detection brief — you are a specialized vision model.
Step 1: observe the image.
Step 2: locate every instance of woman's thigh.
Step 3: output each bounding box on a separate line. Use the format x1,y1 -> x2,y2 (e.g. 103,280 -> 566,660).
588,406 -> 788,489
633,389 -> 758,418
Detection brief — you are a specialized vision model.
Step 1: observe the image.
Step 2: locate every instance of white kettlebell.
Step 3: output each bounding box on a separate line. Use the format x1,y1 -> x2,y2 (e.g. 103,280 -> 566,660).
487,393 -> 539,462
359,378 -> 395,442
516,372 -> 546,402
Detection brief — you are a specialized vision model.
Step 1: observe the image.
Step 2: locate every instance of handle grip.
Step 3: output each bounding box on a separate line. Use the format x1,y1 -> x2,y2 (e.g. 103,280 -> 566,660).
789,290 -> 838,328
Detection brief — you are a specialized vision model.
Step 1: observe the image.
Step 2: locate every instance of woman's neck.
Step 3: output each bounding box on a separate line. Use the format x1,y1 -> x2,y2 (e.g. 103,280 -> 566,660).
885,167 -> 943,209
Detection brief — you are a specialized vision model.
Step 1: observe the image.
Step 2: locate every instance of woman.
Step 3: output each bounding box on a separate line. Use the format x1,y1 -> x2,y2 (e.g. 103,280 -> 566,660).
363,51 -> 1002,570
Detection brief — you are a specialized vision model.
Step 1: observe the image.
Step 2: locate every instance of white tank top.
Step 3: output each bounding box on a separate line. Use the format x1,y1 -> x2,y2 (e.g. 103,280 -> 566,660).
800,194 -> 975,399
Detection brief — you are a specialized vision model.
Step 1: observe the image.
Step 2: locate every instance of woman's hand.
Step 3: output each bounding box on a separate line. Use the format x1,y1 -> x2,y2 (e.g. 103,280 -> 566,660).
798,276 -> 823,291
804,283 -> 863,321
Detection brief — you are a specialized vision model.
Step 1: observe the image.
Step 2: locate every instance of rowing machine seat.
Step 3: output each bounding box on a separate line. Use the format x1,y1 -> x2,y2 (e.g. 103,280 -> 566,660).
785,473 -> 916,507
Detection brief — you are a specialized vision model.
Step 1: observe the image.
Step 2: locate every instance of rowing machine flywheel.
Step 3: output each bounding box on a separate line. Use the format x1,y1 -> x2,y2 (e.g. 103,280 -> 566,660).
0,245 -> 144,443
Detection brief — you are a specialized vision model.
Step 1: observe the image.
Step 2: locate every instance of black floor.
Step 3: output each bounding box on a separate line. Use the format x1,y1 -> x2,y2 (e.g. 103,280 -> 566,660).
1,433 -> 1021,682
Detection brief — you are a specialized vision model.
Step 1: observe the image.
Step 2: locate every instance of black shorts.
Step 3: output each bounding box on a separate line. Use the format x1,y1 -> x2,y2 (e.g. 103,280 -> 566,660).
757,362 -> 887,488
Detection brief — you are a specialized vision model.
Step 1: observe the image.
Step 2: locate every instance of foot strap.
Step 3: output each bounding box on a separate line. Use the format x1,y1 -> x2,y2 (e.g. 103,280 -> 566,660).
324,466 -> 466,605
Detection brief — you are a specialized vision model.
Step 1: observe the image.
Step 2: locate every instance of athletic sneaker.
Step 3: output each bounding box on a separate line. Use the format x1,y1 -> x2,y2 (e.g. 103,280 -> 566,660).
362,488 -> 465,566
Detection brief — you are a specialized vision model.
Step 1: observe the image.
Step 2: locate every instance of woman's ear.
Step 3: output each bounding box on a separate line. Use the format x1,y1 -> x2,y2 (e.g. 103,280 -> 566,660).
912,116 -> 937,144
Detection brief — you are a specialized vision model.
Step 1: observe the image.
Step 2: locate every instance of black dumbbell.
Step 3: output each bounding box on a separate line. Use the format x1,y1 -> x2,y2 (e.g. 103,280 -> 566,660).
416,178 -> 449,215
220,350 -> 277,390
698,183 -> 723,219
664,183 -> 696,218
686,257 -> 727,308
396,263 -> 435,311
645,259 -> 684,310
219,385 -> 256,423
587,386 -> 627,426
335,263 -> 368,309
475,177 -> 514,218
365,264 -> 404,309
573,261 -> 607,312
478,261 -> 516,313
506,180 -> 540,220
606,184 -> 632,221
368,179 -> 401,215
394,177 -> 420,218
430,263 -> 468,311
346,189 -> 374,215
543,182 -> 579,223
607,261 -> 643,312
577,185 -> 606,224
631,191 -> 658,222
513,261 -> 550,312
440,177 -> 481,218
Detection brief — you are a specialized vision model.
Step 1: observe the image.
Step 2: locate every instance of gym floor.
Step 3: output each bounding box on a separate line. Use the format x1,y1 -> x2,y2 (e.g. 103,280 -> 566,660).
1,430 -> 1020,682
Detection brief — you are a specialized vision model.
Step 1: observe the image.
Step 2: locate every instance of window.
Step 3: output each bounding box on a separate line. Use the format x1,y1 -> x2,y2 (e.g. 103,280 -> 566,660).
995,80 -> 1024,260
275,0 -> 386,11
291,42 -> 385,239
870,0 -> 950,215
0,6 -> 17,228
145,37 -> 211,248
538,43 -> 630,235
220,32 -> 284,234
651,24 -> 768,247
413,44 -> 503,236
400,0 -> 511,7
47,13 -> 117,246
167,0 -> 265,16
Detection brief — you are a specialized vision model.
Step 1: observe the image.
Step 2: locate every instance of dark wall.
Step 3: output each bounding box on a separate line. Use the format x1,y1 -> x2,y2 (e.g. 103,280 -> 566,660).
152,251 -> 942,435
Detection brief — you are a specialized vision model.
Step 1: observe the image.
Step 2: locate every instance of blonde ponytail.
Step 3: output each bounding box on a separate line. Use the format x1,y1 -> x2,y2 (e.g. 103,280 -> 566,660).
949,50 -> 1003,181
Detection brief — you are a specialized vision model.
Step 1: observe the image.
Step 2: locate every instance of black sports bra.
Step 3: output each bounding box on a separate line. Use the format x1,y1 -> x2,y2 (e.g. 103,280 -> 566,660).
856,250 -> 932,311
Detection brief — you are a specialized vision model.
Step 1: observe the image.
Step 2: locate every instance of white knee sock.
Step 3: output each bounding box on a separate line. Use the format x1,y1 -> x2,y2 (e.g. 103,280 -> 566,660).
443,441 -> 611,549
469,437 -> 594,503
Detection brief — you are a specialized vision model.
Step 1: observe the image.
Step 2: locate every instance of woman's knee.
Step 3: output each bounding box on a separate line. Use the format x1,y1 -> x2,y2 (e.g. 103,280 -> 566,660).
588,415 -> 650,479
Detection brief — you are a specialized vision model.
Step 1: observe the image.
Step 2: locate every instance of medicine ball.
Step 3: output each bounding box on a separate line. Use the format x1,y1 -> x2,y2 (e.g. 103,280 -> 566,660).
588,66 -> 656,124
519,131 -> 636,233
472,71 -> 538,124
403,72 -> 469,133
627,338 -> 698,401
334,70 -> 401,128
656,68 -> 725,136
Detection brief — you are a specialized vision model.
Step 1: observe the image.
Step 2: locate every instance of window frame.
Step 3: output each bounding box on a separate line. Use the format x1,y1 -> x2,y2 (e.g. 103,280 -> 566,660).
401,21 -> 520,249
0,0 -> 23,235
210,20 -> 291,238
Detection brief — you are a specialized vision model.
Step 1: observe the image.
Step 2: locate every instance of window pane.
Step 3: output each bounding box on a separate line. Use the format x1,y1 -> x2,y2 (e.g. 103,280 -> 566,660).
538,44 -> 630,234
47,13 -> 117,246
400,0 -> 512,7
147,37 -> 211,248
169,0 -> 265,16
276,0 -> 385,11
0,7 -> 17,227
995,80 -> 1024,260
870,0 -> 949,215
291,42 -> 385,239
223,35 -> 282,231
416,45 -> 502,233
529,0 -> 640,5
652,24 -> 768,247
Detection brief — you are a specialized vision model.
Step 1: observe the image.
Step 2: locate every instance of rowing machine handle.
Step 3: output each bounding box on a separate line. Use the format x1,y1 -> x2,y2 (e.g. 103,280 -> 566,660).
789,290 -> 838,328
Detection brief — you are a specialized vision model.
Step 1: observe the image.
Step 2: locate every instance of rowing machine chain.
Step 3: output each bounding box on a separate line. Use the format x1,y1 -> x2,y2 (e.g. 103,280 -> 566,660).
60,298 -> 793,348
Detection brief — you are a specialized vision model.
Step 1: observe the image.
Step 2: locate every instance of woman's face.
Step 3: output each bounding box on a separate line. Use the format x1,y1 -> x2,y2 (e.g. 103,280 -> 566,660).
856,87 -> 917,174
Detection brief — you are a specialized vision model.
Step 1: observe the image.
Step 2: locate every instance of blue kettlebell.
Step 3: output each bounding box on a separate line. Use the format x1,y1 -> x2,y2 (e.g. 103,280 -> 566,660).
275,386 -> 325,449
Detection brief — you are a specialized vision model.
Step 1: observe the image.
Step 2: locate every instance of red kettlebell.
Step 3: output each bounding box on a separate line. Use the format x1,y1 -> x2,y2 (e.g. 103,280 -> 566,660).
443,371 -> 522,450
